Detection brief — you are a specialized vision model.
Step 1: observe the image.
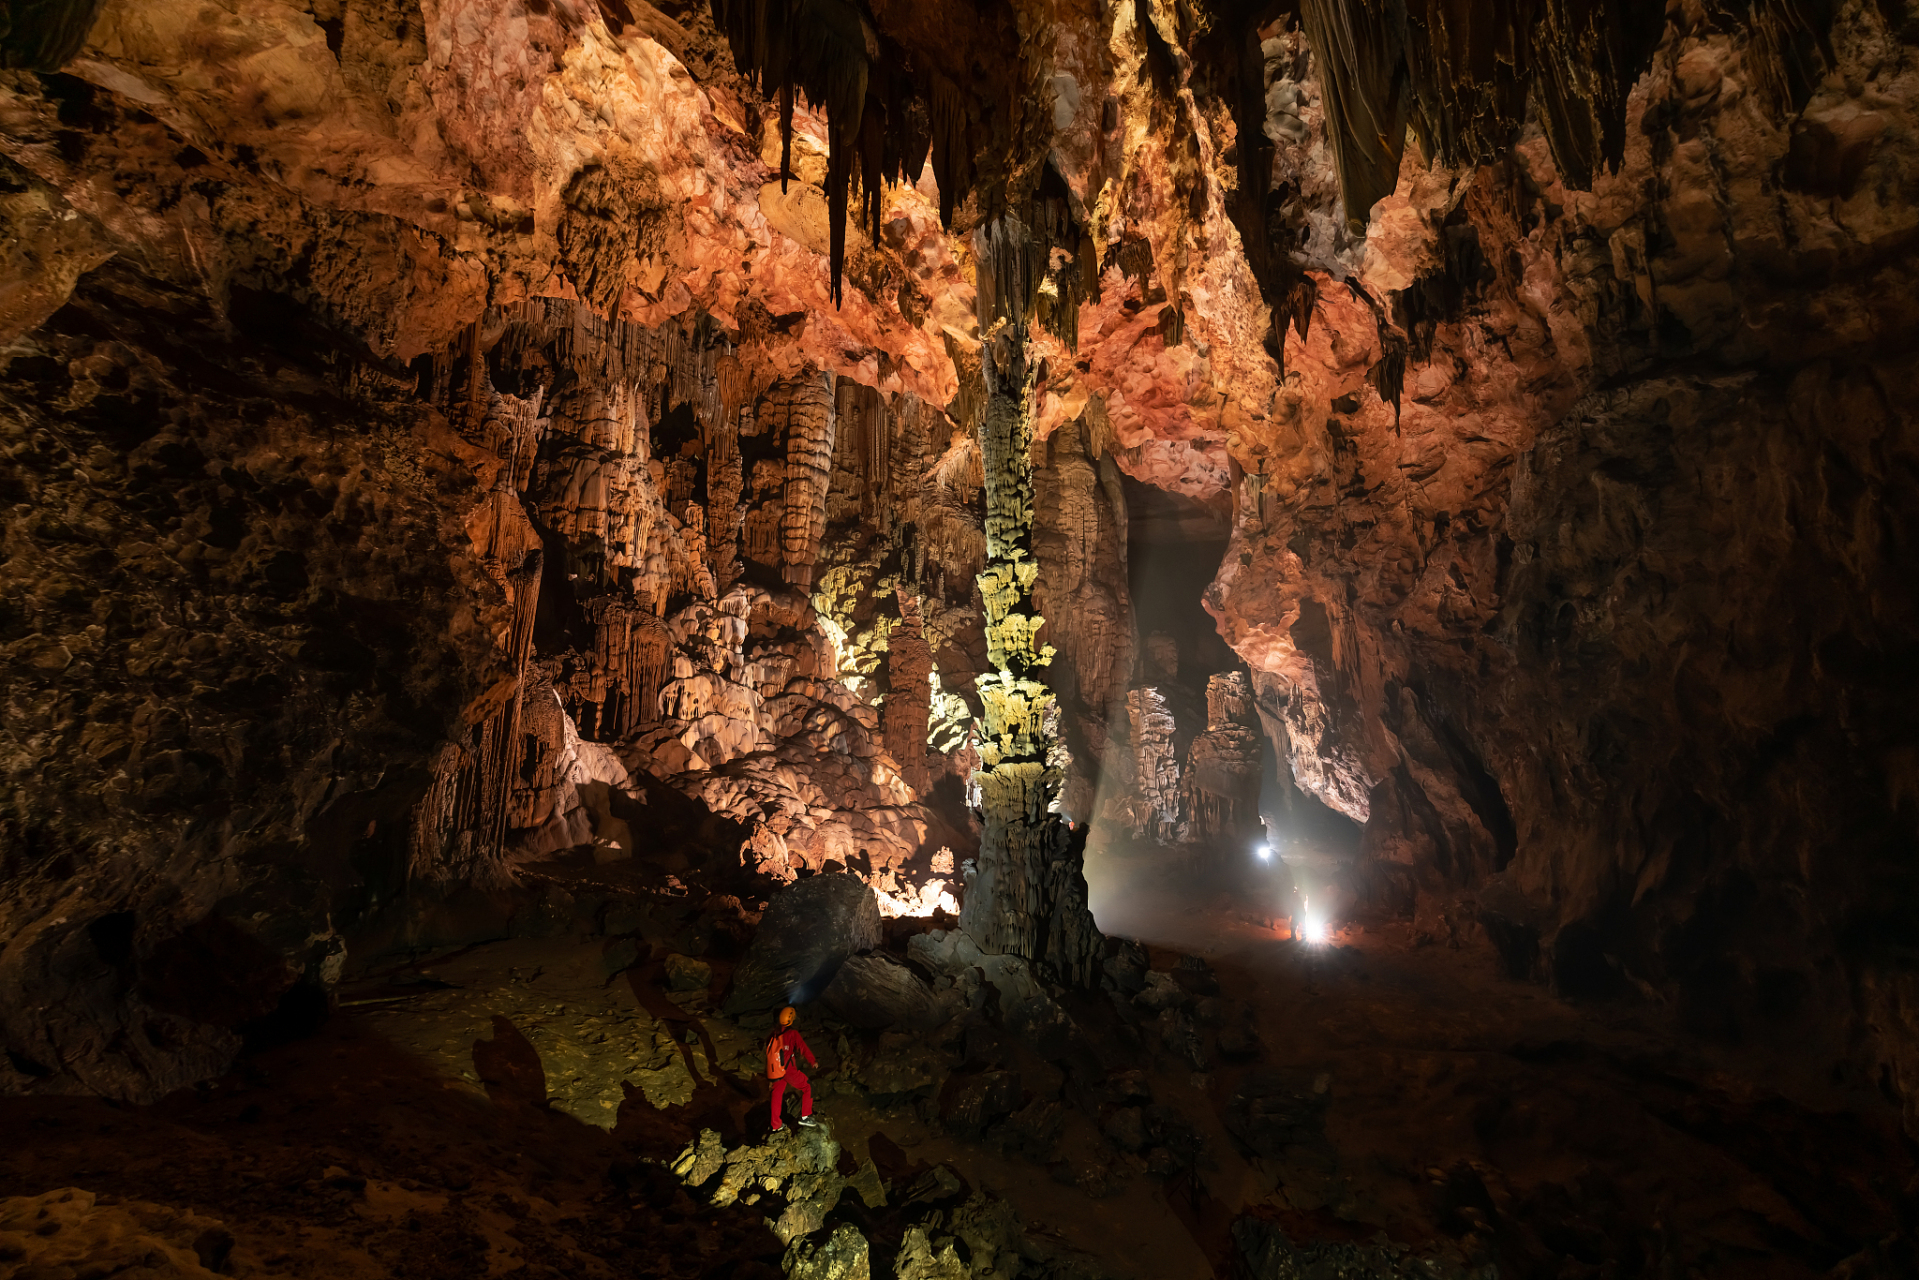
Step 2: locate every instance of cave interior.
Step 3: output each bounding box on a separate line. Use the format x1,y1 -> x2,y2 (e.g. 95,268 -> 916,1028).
1,0 -> 1918,1276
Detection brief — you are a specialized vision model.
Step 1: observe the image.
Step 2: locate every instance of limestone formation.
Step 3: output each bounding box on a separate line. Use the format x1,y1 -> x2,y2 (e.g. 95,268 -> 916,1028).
957,319 -> 1102,990
1183,673 -> 1264,844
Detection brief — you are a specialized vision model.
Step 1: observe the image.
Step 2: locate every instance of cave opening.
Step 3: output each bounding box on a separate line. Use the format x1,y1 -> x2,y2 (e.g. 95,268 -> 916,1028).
1085,475 -> 1362,951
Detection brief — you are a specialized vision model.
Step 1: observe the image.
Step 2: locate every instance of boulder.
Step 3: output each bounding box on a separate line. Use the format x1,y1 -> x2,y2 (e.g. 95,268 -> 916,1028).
846,1158 -> 887,1209
1133,970 -> 1186,1012
1156,1006 -> 1210,1070
783,1223 -> 870,1280
1102,1106 -> 1147,1152
939,1069 -> 1022,1136
724,874 -> 881,1014
899,1164 -> 966,1207
854,1031 -> 949,1100
819,953 -> 944,1029
906,929 -> 1076,1055
670,1123 -> 846,1243
1102,940 -> 1149,995
992,1097 -> 1065,1162
893,1226 -> 968,1280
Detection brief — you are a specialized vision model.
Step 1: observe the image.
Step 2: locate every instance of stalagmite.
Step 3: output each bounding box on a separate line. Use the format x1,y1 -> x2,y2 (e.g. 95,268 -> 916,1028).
1125,686 -> 1184,843
883,586 -> 934,792
1183,672 -> 1263,843
956,260 -> 1102,988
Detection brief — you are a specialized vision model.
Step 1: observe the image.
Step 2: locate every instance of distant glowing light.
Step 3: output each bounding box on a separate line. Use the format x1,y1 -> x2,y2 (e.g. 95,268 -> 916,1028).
1255,842 -> 1272,862
1298,894 -> 1331,944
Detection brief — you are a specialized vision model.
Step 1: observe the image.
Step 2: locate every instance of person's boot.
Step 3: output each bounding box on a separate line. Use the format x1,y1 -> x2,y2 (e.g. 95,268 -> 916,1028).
797,1114 -> 820,1128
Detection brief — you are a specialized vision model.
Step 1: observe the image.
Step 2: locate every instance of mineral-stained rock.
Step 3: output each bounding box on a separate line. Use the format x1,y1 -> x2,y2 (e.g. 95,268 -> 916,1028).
673,1123 -> 846,1243
671,1128 -> 728,1190
724,874 -> 881,1014
783,1222 -> 870,1280
846,1158 -> 888,1209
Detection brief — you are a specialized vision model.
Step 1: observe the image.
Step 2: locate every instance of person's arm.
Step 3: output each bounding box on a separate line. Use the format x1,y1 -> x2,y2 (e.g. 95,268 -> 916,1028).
795,1030 -> 817,1068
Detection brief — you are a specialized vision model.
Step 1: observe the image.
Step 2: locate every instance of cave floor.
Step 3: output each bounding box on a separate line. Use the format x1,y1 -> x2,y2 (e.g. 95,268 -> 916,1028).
1087,839 -> 1918,1277
1,866 -> 1913,1279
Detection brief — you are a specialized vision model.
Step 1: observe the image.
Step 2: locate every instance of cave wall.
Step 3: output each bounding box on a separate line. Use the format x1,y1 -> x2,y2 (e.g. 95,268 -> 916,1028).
1206,0 -> 1919,1096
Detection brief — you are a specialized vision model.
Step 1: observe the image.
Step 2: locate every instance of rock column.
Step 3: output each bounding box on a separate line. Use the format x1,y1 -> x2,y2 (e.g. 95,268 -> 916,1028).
958,324 -> 1101,988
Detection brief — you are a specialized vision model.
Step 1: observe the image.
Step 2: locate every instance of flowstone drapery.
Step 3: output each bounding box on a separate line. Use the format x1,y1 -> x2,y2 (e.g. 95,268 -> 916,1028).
956,271 -> 1102,988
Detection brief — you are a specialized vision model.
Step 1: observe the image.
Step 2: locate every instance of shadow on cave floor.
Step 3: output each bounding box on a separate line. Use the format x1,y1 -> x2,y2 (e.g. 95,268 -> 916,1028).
1083,837 -> 1918,1278
0,926 -> 1213,1280
0,981 -> 786,1280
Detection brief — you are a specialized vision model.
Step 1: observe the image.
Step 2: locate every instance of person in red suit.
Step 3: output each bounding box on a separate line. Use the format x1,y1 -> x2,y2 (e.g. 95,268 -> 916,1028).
765,1005 -> 819,1131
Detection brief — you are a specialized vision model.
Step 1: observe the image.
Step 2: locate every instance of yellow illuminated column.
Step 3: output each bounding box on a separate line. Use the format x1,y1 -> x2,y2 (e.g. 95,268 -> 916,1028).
958,323 -> 1100,988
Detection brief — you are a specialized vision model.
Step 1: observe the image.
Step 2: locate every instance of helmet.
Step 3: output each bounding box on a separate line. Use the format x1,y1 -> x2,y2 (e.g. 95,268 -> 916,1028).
779,1006 -> 797,1027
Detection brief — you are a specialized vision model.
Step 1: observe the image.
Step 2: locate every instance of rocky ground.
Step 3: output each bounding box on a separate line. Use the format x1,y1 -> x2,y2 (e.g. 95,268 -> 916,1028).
3,838 -> 1912,1280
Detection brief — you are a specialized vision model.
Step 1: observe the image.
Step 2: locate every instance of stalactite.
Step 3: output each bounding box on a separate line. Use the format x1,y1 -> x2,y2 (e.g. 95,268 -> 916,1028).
1290,0 -> 1808,227
713,352 -> 749,465
582,597 -> 674,737
888,391 -> 932,534
771,373 -> 838,588
972,163 -> 1095,353
708,444 -> 745,592
884,584 -> 934,792
833,379 -> 890,524
412,488 -> 546,885
709,0 -> 952,302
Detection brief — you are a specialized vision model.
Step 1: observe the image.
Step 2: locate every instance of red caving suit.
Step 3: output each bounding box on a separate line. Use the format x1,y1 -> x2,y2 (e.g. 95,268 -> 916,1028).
768,1026 -> 817,1130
